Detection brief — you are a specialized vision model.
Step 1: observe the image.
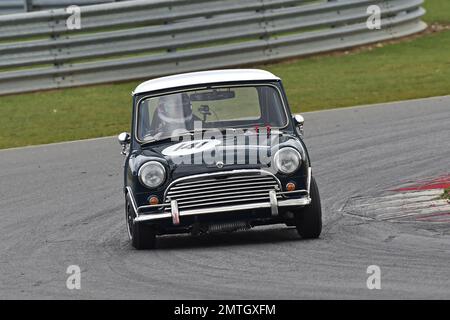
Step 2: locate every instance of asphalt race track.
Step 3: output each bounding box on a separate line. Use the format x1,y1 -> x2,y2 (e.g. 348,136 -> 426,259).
0,96 -> 449,299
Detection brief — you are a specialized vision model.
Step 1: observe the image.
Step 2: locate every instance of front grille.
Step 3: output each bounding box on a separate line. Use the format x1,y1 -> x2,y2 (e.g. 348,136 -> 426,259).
164,171 -> 281,212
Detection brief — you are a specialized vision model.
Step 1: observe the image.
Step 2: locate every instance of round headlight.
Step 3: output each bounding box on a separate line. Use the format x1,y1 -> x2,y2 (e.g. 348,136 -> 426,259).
138,161 -> 166,189
273,147 -> 302,174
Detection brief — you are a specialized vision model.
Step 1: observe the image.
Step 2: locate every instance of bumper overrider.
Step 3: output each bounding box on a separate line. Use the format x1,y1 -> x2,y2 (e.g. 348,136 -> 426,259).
125,169 -> 312,226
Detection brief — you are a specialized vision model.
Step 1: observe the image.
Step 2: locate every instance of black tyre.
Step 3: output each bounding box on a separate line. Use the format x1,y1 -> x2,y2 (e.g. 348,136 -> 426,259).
295,176 -> 322,239
131,221 -> 156,250
125,196 -> 156,250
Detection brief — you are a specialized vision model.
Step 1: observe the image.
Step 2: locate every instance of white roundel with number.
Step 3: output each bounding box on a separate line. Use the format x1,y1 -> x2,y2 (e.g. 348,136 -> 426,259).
162,139 -> 222,156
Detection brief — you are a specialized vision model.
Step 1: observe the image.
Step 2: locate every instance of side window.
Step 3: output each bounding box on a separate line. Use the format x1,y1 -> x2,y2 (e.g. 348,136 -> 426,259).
138,98 -> 158,138
259,86 -> 285,127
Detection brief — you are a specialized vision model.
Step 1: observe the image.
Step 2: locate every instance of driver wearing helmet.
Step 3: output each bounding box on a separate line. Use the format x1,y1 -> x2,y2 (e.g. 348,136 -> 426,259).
151,93 -> 193,138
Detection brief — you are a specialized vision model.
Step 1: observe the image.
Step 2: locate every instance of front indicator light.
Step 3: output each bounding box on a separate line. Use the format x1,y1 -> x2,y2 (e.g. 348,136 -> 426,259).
149,196 -> 159,205
286,182 -> 296,191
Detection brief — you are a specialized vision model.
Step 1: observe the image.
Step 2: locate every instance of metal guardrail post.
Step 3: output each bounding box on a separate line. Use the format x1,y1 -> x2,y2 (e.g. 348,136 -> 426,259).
23,0 -> 32,12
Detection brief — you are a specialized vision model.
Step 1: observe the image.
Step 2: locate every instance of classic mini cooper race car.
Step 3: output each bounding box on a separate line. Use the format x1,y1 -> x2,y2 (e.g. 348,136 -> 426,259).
118,69 -> 322,249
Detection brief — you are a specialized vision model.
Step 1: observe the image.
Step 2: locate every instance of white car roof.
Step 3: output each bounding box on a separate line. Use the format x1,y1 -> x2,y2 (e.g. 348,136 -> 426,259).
133,69 -> 280,95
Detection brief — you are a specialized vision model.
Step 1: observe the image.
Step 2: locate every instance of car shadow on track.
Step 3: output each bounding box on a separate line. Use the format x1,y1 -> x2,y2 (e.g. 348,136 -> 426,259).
152,226 -> 320,250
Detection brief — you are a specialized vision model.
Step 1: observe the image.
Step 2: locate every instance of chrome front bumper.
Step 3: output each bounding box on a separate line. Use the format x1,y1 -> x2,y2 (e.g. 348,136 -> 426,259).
135,196 -> 311,224
127,187 -> 311,225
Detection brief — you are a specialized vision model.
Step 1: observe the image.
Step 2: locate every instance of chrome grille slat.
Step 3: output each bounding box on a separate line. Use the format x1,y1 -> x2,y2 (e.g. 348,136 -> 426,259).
173,174 -> 272,187
169,176 -> 274,191
164,170 -> 281,212
166,184 -> 276,198
172,189 -> 275,202
167,181 -> 277,195
176,196 -> 272,210
172,192 -> 273,206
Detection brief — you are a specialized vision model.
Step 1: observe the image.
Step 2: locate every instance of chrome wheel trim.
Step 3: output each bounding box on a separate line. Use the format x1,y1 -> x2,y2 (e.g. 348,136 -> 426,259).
125,198 -> 134,240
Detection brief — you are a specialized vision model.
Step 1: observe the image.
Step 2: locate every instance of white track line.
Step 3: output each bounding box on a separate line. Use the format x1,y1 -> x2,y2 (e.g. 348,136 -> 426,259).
376,200 -> 450,218
350,189 -> 449,222
379,205 -> 450,221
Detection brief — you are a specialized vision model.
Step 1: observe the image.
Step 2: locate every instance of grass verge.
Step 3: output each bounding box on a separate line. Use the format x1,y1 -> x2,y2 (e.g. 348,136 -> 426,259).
264,29 -> 450,112
422,0 -> 450,24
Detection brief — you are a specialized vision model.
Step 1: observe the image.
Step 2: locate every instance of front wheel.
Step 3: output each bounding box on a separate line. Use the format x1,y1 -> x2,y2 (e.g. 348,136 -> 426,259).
125,196 -> 156,250
131,222 -> 156,250
294,176 -> 322,239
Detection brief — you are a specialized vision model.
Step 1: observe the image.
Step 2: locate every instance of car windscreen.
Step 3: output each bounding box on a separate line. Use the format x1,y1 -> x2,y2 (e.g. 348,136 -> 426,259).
136,85 -> 288,142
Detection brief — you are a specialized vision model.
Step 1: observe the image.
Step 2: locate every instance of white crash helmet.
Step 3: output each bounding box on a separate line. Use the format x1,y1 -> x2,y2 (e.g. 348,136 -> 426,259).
156,93 -> 193,126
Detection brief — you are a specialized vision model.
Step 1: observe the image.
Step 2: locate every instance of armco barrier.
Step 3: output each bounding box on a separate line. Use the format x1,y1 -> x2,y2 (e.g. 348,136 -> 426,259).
0,0 -> 426,95
0,0 -> 121,15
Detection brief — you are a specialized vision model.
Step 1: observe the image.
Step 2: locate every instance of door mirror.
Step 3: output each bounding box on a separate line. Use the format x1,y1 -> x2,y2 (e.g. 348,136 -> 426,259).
118,132 -> 131,155
293,114 -> 304,135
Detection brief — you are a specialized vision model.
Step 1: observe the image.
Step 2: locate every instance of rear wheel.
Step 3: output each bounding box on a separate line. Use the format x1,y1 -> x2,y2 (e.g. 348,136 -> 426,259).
125,196 -> 156,250
294,176 -> 322,239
